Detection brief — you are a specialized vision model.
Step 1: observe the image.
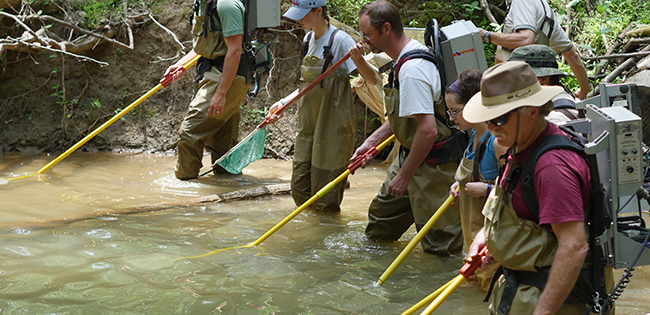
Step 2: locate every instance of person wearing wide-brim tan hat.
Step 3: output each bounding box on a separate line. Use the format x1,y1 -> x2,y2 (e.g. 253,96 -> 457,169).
464,61 -> 605,315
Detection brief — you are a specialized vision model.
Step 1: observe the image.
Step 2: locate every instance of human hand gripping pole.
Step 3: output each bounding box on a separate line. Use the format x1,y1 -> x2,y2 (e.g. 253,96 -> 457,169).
199,38 -> 369,176
182,134 -> 396,260
402,246 -> 488,315
376,187 -> 459,286
0,55 -> 201,186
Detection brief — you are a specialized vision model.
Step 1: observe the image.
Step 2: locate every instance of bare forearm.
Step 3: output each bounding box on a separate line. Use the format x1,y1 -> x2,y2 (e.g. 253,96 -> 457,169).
216,48 -> 242,96
355,60 -> 379,86
563,48 -> 590,98
365,120 -> 393,147
534,222 -> 588,315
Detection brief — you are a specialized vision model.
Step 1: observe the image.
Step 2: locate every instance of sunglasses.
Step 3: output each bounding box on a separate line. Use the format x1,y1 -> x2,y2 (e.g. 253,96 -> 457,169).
446,107 -> 463,118
487,109 -> 518,126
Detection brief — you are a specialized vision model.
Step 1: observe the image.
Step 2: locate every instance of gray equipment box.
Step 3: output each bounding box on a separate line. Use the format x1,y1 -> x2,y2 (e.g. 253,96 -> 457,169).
440,20 -> 488,86
247,0 -> 281,31
576,82 -> 642,117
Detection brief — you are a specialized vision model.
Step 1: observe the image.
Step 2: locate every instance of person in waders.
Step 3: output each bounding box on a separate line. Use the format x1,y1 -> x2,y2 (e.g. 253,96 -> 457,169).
447,69 -> 507,291
166,0 -> 249,180
269,0 -> 357,212
464,61 -> 600,314
348,0 -> 463,256
477,0 -> 590,99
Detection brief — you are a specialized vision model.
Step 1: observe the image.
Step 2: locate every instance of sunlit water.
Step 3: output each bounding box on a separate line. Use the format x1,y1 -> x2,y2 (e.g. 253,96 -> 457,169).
0,153 -> 649,314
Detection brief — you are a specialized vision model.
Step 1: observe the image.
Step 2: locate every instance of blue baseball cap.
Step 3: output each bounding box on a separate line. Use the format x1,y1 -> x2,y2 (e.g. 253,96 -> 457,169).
283,0 -> 326,21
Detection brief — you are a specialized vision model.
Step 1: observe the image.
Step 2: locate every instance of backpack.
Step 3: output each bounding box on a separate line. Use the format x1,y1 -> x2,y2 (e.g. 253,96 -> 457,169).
190,0 -> 272,91
510,125 -> 612,312
386,47 -> 469,165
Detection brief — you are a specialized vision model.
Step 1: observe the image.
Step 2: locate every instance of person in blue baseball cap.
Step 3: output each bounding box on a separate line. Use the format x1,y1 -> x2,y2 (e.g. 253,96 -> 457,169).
269,0 -> 358,212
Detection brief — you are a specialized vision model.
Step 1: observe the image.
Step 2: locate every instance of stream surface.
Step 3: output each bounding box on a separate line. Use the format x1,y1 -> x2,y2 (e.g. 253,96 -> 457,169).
0,152 -> 649,314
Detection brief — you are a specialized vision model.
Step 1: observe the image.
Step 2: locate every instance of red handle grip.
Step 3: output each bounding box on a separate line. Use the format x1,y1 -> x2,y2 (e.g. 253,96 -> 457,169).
348,147 -> 378,174
460,246 -> 488,278
160,67 -> 186,87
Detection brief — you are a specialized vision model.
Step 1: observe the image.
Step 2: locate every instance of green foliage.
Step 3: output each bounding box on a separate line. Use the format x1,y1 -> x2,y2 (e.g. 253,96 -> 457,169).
327,0 -> 370,27
76,0 -> 121,28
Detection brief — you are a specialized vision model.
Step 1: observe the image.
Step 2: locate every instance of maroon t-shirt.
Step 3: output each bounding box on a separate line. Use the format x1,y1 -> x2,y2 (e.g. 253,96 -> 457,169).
499,123 -> 591,226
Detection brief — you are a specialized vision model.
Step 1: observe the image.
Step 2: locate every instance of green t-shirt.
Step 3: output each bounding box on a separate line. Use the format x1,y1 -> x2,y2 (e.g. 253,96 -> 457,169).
216,0 -> 244,38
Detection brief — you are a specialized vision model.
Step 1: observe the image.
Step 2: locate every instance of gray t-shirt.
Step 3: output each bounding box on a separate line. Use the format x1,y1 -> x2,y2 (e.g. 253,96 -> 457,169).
504,0 -> 573,53
396,39 -> 441,117
304,25 -> 357,73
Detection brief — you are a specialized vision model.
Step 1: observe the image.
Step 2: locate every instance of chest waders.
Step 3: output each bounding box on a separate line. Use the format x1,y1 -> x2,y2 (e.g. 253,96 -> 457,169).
175,0 -> 248,180
291,30 -> 354,212
482,133 -> 609,314
365,51 -> 463,256
454,139 -> 500,291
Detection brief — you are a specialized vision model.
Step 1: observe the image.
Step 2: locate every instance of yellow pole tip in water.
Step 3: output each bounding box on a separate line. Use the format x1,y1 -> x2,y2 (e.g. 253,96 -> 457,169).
372,281 -> 381,288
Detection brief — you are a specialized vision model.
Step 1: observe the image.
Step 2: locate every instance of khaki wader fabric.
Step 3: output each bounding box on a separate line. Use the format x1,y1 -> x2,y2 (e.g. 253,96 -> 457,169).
175,67 -> 248,179
482,183 -> 587,314
292,56 -> 355,212
454,155 -> 499,291
366,88 -> 462,255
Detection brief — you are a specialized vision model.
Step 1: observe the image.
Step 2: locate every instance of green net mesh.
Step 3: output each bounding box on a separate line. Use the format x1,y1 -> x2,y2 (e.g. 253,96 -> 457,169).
217,126 -> 266,174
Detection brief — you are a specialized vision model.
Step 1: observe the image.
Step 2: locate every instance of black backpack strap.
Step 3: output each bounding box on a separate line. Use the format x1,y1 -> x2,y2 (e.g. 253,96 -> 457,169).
392,48 -> 437,90
296,31 -> 314,83
520,134 -> 584,218
555,108 -> 578,120
553,97 -> 577,110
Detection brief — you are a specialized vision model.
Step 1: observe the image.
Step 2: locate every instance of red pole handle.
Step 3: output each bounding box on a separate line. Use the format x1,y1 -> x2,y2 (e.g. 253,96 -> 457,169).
348,147 -> 378,174
259,38 -> 369,129
160,67 -> 186,87
459,246 -> 488,278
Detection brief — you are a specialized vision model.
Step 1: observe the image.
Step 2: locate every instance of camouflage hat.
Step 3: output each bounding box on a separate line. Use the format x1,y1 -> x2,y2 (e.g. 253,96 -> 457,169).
507,45 -> 566,77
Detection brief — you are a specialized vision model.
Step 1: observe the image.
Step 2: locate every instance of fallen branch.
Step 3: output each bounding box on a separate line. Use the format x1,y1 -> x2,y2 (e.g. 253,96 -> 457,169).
592,43 -> 650,96
479,0 -> 499,26
22,14 -> 134,50
147,13 -> 185,63
582,50 -> 650,60
2,37 -> 109,66
595,22 -> 635,76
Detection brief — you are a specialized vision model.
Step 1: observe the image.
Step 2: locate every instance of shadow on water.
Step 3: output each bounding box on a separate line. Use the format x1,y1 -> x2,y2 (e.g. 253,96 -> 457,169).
0,153 -> 649,314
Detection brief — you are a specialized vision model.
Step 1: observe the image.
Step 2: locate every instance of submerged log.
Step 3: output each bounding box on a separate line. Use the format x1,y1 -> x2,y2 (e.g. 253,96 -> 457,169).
0,183 -> 292,231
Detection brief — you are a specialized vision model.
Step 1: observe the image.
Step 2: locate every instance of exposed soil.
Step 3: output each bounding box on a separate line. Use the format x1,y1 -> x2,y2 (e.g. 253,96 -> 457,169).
0,0 -> 382,160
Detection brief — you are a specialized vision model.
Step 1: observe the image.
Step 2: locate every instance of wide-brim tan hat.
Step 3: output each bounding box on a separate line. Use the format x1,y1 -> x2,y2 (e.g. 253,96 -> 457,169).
464,61 -> 563,124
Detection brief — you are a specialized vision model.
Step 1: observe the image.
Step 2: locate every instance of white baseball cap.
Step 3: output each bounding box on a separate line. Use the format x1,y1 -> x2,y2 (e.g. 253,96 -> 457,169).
283,0 -> 327,21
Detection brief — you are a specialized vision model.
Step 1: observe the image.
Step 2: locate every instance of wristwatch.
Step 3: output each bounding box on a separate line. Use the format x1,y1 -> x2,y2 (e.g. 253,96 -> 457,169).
484,31 -> 492,44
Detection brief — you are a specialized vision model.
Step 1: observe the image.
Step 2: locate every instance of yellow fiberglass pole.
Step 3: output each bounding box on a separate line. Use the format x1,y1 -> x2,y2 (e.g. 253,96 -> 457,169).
182,134 -> 397,259
420,274 -> 466,315
4,55 -> 200,184
400,277 -> 455,315
376,191 -> 457,286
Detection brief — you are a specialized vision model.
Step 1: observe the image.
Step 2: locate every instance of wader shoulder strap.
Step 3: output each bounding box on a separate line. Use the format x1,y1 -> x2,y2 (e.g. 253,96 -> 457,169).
539,0 -> 556,38
319,28 -> 340,87
472,138 -> 489,183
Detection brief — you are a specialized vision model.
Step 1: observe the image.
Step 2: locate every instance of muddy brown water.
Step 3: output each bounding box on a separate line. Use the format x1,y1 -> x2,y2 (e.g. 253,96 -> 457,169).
0,153 -> 649,314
